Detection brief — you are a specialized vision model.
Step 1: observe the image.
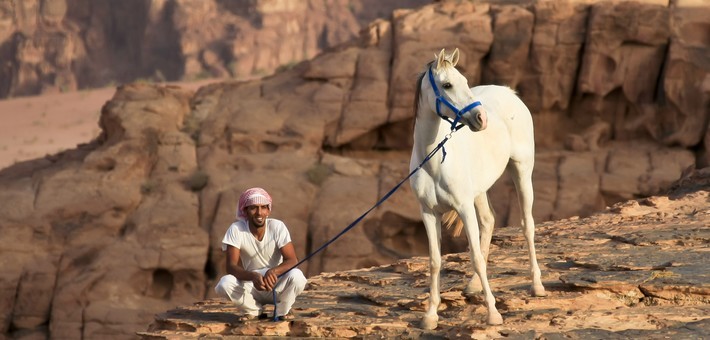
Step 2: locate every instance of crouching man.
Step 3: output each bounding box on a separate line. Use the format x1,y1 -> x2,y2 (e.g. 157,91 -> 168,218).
215,187 -> 307,320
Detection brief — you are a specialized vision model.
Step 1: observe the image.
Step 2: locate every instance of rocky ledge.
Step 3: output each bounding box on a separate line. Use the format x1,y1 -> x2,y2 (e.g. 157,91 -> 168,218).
140,170 -> 710,339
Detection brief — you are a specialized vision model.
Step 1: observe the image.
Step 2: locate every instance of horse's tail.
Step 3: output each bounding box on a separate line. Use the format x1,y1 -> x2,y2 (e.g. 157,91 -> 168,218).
443,210 -> 464,237
443,193 -> 496,237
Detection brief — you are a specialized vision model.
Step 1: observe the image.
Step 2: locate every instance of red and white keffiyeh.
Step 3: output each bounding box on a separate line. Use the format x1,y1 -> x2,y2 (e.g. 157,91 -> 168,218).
236,187 -> 272,220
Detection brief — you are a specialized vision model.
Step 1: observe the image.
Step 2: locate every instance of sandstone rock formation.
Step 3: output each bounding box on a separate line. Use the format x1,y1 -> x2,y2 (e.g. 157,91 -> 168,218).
0,0 -> 708,338
0,84 -> 205,339
0,0 -> 429,98
140,168 -> 710,338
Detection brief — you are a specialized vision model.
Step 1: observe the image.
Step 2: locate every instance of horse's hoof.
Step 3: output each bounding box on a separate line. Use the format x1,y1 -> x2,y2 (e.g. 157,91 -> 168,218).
531,285 -> 547,297
464,279 -> 483,296
487,312 -> 503,325
463,285 -> 482,297
421,315 -> 438,330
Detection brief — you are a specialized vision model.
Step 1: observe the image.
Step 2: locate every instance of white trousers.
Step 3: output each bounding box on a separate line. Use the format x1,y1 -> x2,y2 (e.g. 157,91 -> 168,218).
214,268 -> 307,317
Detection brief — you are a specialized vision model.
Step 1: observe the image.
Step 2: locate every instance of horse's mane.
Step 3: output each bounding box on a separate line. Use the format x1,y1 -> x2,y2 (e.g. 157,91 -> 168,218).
412,61 -> 433,121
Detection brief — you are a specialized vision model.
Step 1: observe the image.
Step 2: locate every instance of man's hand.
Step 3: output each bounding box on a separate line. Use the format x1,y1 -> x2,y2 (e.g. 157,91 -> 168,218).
251,271 -> 268,291
252,270 -> 277,291
263,269 -> 278,291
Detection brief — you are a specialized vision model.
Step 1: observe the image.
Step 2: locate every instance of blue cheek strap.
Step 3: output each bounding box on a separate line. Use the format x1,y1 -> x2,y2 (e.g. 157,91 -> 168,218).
427,66 -> 481,131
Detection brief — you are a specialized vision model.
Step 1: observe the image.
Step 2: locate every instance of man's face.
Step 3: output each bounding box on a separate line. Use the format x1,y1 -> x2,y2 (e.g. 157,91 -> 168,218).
245,204 -> 270,227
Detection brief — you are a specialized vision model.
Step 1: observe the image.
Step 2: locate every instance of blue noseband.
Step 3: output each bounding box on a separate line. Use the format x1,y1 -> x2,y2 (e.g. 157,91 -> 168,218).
427,66 -> 481,131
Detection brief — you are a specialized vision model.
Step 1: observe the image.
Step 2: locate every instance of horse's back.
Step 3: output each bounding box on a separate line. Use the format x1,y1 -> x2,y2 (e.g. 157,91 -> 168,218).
470,85 -> 531,124
472,85 -> 535,162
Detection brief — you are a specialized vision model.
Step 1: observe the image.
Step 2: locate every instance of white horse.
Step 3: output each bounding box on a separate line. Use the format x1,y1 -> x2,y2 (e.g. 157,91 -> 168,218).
409,48 -> 546,329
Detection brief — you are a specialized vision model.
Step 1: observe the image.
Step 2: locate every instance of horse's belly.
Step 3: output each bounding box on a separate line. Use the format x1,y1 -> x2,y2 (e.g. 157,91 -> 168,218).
410,146 -> 508,211
450,152 -> 508,191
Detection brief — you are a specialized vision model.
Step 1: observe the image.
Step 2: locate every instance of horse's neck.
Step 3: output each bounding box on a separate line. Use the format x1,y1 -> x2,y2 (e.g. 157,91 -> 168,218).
413,109 -> 450,161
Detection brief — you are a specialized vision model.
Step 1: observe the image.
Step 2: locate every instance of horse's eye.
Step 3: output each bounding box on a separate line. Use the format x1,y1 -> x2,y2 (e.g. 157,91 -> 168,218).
442,82 -> 452,89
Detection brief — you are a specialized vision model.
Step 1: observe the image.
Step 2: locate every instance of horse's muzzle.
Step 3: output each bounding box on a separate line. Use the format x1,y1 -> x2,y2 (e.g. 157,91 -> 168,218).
464,106 -> 488,132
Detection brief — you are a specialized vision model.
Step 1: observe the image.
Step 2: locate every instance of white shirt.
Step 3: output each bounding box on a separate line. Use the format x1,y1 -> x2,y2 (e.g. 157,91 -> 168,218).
221,218 -> 292,271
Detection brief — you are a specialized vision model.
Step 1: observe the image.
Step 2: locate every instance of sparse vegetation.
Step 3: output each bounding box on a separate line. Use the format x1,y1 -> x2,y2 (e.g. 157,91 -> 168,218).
193,70 -> 212,81
141,179 -> 159,194
306,163 -> 333,186
182,114 -> 201,143
154,70 -> 166,82
642,270 -> 679,283
276,61 -> 298,73
348,1 -> 357,13
228,61 -> 239,78
252,68 -> 268,77
186,170 -> 209,191
143,128 -> 160,157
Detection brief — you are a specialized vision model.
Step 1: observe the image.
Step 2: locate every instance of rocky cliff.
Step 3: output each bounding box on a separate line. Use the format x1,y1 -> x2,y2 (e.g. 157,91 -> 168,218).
0,0 -> 428,98
0,0 -> 709,338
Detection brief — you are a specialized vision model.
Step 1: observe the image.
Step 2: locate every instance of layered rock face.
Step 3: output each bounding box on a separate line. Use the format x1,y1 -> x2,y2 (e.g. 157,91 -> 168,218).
0,84 -> 206,339
0,0 -> 708,339
0,0 -> 428,98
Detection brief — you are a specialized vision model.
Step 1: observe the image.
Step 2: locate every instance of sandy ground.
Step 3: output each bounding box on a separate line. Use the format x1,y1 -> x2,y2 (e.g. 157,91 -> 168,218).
0,80 -> 219,170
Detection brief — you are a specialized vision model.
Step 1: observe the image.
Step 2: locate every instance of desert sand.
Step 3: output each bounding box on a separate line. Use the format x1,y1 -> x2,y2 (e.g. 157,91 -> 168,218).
0,80 -> 219,170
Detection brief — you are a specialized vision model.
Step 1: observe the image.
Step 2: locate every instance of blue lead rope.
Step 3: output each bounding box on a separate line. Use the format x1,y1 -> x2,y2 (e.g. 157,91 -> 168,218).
268,65 -> 480,321
269,131 -> 459,321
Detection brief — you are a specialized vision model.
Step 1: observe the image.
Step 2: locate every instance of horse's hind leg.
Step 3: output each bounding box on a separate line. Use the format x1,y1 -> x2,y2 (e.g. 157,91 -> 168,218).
458,205 -> 503,325
465,193 -> 495,296
420,209 -> 442,330
509,161 -> 546,297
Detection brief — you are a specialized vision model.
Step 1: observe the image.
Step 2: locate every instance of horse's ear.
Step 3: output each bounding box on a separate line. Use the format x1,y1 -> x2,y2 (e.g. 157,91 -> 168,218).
436,48 -> 446,69
451,48 -> 460,67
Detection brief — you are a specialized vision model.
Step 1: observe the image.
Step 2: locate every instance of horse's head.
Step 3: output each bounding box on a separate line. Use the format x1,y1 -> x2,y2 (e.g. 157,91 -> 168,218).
421,48 -> 487,132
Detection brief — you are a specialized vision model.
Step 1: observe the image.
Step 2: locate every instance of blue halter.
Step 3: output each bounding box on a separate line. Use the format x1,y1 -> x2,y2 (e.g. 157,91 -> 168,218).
427,65 -> 481,131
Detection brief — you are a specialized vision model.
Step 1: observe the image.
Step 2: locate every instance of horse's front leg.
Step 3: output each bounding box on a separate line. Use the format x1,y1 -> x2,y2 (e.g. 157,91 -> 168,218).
458,205 -> 503,325
465,193 -> 495,296
420,209 -> 442,330
510,161 -> 546,297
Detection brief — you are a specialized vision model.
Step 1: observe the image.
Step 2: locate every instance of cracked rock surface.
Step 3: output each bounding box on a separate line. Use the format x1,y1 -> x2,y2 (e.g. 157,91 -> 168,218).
140,170 -> 709,338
